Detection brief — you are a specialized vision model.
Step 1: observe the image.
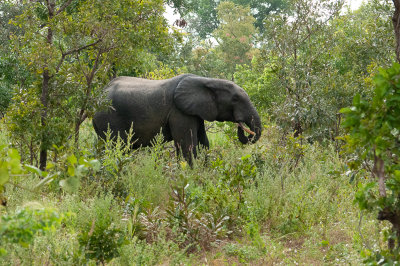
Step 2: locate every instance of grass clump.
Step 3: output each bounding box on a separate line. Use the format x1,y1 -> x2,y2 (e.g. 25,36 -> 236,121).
0,121 -> 383,264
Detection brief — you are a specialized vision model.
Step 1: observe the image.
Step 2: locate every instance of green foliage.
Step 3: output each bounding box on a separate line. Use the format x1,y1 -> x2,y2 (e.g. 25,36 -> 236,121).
211,154 -> 257,208
0,1 -> 28,114
144,63 -> 186,80
6,0 -> 178,169
332,1 -> 394,75
23,148 -> 101,194
0,147 -> 22,190
341,64 -> 400,161
261,0 -> 345,139
0,206 -> 66,256
99,127 -> 137,178
213,2 -> 257,79
175,0 -> 287,39
223,243 -> 261,263
76,194 -> 126,264
166,174 -> 231,251
0,83 -> 11,116
341,62 -> 400,260
184,40 -> 227,78
0,120 -> 375,264
234,57 -> 284,110
1,0 -> 399,264
57,154 -> 101,193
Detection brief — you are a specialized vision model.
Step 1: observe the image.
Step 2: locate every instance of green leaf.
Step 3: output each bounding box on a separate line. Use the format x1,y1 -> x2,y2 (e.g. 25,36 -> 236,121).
46,162 -> 55,170
339,107 -> 353,114
67,154 -> 77,165
34,172 -> 59,189
67,166 -> 75,177
321,240 -> 329,247
0,168 -> 9,186
59,176 -> 80,193
352,93 -> 360,106
24,165 -> 43,177
0,247 -> 7,256
78,157 -> 86,165
75,165 -> 87,178
8,149 -> 20,160
89,159 -> 101,172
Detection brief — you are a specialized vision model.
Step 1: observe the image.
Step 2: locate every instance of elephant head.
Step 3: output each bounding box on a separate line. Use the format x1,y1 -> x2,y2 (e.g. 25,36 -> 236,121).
173,76 -> 262,144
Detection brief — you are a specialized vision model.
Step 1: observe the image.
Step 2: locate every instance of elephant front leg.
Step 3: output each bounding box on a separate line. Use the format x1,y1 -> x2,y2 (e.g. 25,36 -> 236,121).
173,128 -> 198,166
169,110 -> 200,165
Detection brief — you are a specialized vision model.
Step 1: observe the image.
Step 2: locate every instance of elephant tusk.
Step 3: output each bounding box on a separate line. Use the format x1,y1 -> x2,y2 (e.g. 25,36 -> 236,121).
237,122 -> 255,136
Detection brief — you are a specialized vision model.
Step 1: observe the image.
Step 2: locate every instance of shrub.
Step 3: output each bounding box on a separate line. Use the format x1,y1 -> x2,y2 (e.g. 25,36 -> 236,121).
0,205 -> 66,256
74,194 -> 127,264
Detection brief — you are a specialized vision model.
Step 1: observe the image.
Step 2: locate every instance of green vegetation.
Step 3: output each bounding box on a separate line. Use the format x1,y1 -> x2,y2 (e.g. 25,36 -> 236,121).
0,122 -> 383,264
1,0 -> 400,264
341,62 -> 400,262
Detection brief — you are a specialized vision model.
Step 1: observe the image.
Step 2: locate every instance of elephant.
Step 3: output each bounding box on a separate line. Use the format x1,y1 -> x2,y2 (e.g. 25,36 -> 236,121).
92,74 -> 262,164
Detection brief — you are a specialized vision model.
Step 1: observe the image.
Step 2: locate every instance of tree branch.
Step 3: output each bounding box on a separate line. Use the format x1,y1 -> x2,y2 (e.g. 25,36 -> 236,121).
45,0 -> 55,17
55,39 -> 102,73
373,150 -> 386,197
64,39 -> 102,58
56,0 -> 74,15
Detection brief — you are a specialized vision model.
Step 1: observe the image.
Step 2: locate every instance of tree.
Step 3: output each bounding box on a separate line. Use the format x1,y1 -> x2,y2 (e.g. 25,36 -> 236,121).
262,0 -> 344,138
392,0 -> 400,62
7,0 -> 175,169
213,2 -> 257,80
332,0 -> 394,76
341,63 -> 400,262
340,0 -> 400,260
170,0 -> 287,39
184,39 -> 227,78
0,1 -> 28,116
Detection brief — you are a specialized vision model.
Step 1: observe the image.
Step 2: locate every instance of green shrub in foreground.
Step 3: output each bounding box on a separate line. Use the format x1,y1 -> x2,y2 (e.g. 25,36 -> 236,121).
0,205 -> 66,256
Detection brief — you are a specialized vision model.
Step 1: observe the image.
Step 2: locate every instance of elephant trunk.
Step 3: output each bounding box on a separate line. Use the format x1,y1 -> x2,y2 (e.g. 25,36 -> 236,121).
237,108 -> 262,144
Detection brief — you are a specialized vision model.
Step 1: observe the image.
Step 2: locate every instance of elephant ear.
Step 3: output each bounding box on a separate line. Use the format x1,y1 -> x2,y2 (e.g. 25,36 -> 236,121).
174,76 -> 218,121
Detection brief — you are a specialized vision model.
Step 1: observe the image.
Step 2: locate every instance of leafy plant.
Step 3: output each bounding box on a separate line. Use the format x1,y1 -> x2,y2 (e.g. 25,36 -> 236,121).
212,154 -> 257,208
0,206 -> 67,256
77,195 -> 127,265
341,62 -> 400,259
100,126 -> 137,178
0,147 -> 22,194
166,175 -> 230,252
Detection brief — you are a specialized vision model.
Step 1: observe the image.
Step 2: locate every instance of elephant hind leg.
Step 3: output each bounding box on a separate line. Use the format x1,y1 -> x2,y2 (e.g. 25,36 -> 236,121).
93,111 -> 131,143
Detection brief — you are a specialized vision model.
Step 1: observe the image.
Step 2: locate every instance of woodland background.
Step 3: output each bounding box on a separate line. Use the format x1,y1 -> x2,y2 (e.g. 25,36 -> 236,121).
1,0 -> 400,264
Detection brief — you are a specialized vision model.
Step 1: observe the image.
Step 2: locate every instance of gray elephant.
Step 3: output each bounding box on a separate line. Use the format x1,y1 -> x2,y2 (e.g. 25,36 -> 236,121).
93,74 -> 262,164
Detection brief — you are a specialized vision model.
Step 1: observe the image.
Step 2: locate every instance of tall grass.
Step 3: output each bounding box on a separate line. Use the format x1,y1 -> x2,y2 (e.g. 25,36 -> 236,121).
0,121 -> 384,264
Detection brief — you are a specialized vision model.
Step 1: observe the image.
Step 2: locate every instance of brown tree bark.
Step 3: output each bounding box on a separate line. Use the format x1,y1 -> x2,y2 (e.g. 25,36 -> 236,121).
393,0 -> 400,63
39,0 -> 55,170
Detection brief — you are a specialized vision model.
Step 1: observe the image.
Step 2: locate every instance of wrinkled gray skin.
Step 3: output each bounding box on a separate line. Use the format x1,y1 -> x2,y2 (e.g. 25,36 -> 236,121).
93,74 -> 262,164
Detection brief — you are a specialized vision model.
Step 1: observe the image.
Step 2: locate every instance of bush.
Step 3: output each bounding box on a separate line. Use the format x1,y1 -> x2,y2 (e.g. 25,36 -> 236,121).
0,205 -> 66,256
74,194 -> 127,264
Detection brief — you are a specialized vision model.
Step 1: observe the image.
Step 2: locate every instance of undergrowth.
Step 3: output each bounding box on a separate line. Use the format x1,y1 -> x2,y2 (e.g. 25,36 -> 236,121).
0,121 -> 384,265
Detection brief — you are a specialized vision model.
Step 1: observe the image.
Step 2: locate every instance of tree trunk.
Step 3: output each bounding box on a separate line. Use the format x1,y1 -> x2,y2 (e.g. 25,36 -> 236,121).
393,0 -> 400,63
374,152 -> 400,249
39,2 -> 55,170
39,68 -> 50,170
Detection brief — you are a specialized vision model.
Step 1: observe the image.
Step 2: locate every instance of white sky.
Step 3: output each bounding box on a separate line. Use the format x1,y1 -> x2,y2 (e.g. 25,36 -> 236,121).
348,0 -> 364,10
165,0 -> 366,25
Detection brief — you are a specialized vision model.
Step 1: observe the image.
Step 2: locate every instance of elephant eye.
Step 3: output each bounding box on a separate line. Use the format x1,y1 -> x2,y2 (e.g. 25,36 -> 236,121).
232,94 -> 240,102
